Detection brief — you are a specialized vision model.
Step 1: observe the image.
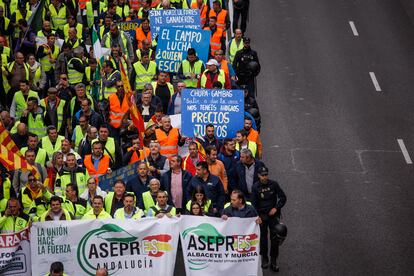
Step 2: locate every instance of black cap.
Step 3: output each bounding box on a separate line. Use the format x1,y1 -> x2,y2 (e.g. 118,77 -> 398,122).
243,37 -> 251,43
257,167 -> 268,175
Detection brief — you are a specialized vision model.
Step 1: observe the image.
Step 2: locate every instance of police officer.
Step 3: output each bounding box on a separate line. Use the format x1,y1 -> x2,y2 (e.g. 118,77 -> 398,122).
251,167 -> 287,272
232,37 -> 261,98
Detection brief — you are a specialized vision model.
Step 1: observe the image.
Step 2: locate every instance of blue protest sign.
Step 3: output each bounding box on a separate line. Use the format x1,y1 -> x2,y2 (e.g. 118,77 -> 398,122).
149,9 -> 201,41
117,19 -> 142,45
181,89 -> 244,139
155,27 -> 210,72
98,162 -> 139,191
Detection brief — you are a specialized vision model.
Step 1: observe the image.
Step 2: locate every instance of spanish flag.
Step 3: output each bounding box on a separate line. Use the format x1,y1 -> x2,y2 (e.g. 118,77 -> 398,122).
119,58 -> 146,148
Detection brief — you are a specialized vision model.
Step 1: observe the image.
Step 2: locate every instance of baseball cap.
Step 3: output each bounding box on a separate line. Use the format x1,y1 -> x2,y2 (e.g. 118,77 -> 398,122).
243,37 -> 251,43
206,59 -> 219,66
257,167 -> 269,175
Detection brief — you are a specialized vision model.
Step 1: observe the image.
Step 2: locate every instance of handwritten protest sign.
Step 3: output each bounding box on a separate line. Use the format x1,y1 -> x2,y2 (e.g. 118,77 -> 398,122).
149,9 -> 201,41
181,89 -> 244,139
117,19 -> 142,44
155,27 -> 210,72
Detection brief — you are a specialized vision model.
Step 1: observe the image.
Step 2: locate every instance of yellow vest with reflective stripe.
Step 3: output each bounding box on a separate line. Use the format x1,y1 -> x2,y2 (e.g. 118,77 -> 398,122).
229,38 -> 244,63
200,69 -> 226,88
49,3 -> 67,30
63,23 -> 83,40
142,191 -> 156,212
114,207 -> 144,219
182,59 -> 203,88
86,1 -> 107,28
186,199 -> 211,214
100,70 -> 120,100
133,61 -> 157,90
28,112 -> 46,138
151,81 -> 174,97
13,90 -> 38,120
135,48 -> 153,61
20,147 -> 47,166
67,57 -> 84,85
104,32 -> 129,55
39,45 -> 59,72
40,135 -> 65,158
73,125 -> 86,151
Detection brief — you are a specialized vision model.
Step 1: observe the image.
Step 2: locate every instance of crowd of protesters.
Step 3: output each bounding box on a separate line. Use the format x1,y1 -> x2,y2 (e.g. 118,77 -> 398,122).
0,0 -> 287,273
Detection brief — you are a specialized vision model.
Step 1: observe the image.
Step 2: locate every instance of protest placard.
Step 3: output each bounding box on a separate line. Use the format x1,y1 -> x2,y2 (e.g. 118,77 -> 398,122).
117,19 -> 142,45
149,9 -> 201,41
155,27 -> 210,72
181,89 -> 244,139
0,228 -> 31,276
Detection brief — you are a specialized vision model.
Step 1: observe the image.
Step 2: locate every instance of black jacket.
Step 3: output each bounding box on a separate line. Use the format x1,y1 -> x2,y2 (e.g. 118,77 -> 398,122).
251,179 -> 286,217
126,176 -> 154,209
234,160 -> 265,199
160,169 -> 192,208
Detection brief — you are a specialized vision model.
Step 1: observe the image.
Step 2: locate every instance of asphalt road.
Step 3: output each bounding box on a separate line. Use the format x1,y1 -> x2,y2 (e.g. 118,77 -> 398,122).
249,0 -> 414,275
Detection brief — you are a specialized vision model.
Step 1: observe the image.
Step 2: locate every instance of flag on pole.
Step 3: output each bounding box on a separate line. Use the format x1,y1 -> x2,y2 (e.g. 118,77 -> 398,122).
92,28 -> 105,100
193,129 -> 207,159
27,0 -> 45,33
118,58 -> 146,148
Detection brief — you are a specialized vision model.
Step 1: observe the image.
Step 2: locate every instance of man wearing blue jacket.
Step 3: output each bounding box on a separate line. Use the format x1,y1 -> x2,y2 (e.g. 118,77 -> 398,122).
235,148 -> 265,200
188,161 -> 225,216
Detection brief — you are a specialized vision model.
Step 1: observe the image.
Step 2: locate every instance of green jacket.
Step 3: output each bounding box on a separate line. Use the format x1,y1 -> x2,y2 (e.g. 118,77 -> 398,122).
0,212 -> 30,233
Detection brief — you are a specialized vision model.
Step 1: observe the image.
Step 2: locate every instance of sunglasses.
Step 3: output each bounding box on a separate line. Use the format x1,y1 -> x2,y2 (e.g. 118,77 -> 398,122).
259,173 -> 268,176
61,78 -> 67,81
28,179 -> 36,182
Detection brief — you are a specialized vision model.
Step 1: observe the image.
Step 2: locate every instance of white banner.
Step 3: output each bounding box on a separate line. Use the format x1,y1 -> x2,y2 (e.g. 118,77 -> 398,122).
30,217 -> 180,276
0,228 -> 31,276
180,216 -> 261,276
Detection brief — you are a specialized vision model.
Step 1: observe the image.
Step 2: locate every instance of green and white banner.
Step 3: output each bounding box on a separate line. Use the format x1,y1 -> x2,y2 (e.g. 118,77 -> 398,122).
30,218 -> 180,276
0,228 -> 31,276
180,216 -> 261,276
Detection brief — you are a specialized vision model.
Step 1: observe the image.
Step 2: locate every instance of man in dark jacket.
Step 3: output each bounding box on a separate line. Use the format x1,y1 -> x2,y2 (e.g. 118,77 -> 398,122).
126,162 -> 153,208
218,138 -> 240,193
188,161 -> 225,216
233,37 -> 260,98
234,148 -> 264,200
251,167 -> 287,272
160,155 -> 192,214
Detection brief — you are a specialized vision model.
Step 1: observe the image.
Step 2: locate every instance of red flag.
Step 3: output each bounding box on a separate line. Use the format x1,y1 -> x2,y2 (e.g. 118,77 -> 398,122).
118,58 -> 146,147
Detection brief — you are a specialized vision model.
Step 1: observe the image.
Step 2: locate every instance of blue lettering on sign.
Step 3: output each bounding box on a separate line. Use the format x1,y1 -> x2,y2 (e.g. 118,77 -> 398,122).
181,89 -> 245,139
155,27 -> 210,73
149,9 -> 201,41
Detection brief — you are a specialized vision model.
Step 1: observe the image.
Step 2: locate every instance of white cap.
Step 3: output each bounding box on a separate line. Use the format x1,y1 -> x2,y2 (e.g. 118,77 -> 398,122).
206,59 -> 219,66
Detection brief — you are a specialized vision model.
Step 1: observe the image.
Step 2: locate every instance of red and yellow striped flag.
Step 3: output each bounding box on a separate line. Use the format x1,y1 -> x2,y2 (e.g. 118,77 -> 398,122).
119,58 -> 146,148
0,121 -> 36,174
0,121 -> 23,157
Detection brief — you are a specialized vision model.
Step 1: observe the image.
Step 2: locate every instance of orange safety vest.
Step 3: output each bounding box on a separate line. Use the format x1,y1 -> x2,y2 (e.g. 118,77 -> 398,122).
79,0 -> 88,9
130,0 -> 142,10
135,27 -> 151,49
209,9 -> 228,30
84,154 -> 111,180
108,94 -> 129,129
155,128 -> 179,157
127,147 -> 150,164
203,27 -> 224,56
220,59 -> 229,77
247,129 -> 259,143
192,2 -> 208,27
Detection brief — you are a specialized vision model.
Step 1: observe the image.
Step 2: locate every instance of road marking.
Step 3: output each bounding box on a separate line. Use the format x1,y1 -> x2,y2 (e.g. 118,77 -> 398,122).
397,139 -> 412,164
369,72 -> 382,91
349,21 -> 359,36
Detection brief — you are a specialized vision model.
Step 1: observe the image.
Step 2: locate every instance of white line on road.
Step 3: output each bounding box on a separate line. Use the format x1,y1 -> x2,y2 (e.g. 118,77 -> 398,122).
397,139 -> 412,164
369,72 -> 382,92
349,21 -> 359,36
